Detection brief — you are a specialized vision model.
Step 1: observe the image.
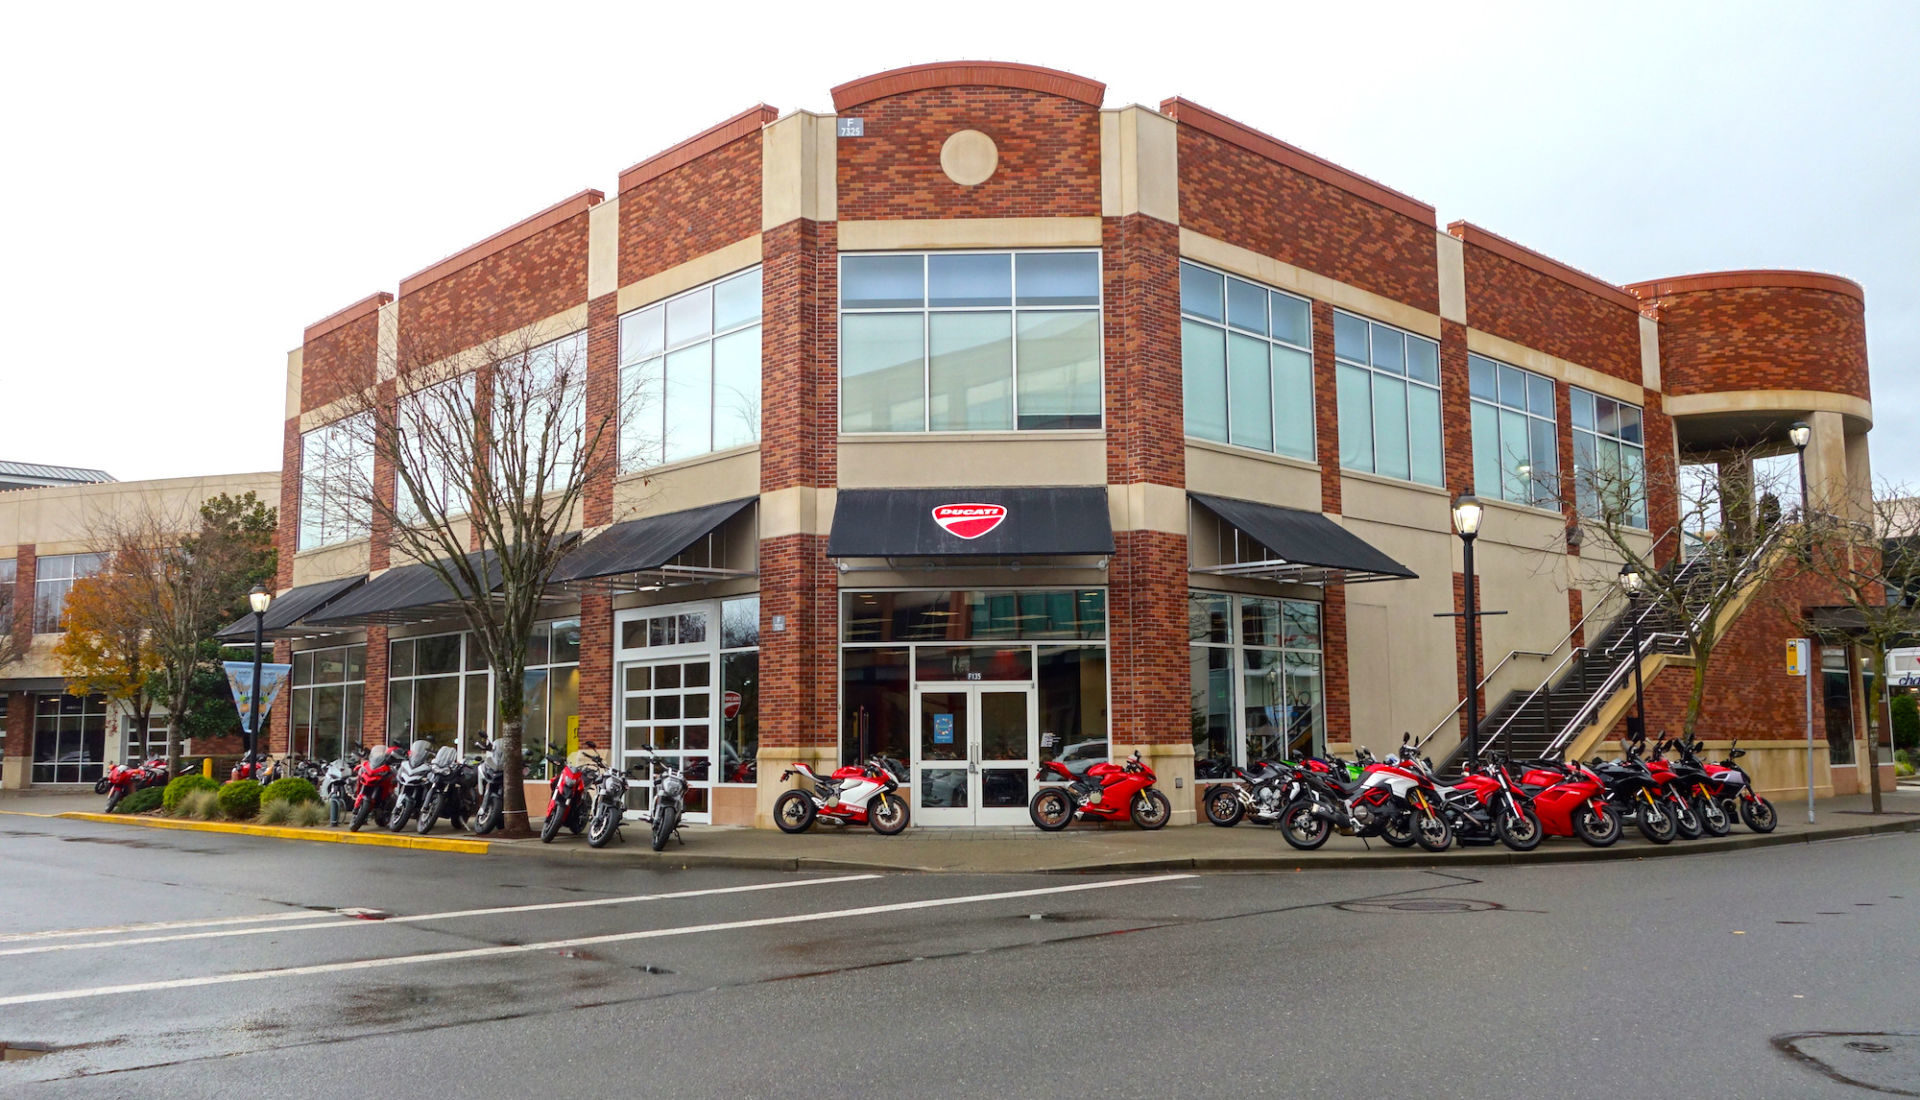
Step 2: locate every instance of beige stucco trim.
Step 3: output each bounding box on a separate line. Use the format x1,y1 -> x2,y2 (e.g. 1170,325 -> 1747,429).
1436,230 -> 1467,325
290,537 -> 373,588
1464,328 -> 1643,405
284,348 -> 304,421
1100,105 -> 1178,223
0,471 -> 280,551
615,236 -> 763,315
762,111 -> 837,229
1108,482 -> 1188,535
1660,389 -> 1873,428
608,446 -> 761,523
1637,314 -> 1661,392
758,486 -> 835,539
838,217 -> 1104,252
838,434 -> 1105,489
588,197 -> 620,300
376,300 -> 399,383
1183,441 -> 1322,512
1179,230 -> 1442,339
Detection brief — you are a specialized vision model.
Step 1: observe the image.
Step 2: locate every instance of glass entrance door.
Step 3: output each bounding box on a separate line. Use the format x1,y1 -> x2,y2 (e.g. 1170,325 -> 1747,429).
913,684 -> 1034,826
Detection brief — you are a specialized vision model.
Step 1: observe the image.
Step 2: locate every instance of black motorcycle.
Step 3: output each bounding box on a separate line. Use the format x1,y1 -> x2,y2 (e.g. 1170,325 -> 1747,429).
1591,735 -> 1678,844
1203,760 -> 1296,827
417,744 -> 477,835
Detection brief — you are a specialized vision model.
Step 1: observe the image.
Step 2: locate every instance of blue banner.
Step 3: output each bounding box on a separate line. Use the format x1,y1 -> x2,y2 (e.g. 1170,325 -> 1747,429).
223,662 -> 293,734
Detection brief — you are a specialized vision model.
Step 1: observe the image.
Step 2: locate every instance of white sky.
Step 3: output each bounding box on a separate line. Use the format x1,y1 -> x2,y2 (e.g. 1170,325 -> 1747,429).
4,1 -> 1914,489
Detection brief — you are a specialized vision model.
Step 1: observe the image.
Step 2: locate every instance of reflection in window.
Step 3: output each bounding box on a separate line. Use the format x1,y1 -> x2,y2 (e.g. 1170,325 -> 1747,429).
1180,262 -> 1314,459
620,267 -> 762,469
1470,354 -> 1559,508
289,644 -> 366,762
1571,387 -> 1647,528
1334,310 -> 1442,486
32,552 -> 107,634
1189,591 -> 1324,778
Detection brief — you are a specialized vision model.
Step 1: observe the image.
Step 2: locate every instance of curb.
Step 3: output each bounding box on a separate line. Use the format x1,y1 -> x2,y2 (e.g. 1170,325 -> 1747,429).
55,812 -> 491,855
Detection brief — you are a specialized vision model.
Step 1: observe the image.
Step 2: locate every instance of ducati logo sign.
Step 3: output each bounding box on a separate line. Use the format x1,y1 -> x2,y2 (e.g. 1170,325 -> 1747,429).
931,503 -> 1007,540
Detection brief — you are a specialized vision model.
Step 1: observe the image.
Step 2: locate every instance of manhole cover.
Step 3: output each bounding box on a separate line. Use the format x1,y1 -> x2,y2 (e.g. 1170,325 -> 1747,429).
1776,1032 -> 1920,1096
1334,898 -> 1502,915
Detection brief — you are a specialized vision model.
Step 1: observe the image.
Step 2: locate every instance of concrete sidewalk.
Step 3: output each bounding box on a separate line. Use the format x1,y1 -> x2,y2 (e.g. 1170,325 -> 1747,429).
12,787 -> 1919,873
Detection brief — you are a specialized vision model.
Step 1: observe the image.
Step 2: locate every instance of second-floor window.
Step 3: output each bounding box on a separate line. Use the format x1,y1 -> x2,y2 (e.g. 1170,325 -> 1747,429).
1572,388 -> 1647,528
839,250 -> 1102,433
299,416 -> 373,550
1470,354 -> 1558,508
1334,311 -> 1443,486
0,558 -> 14,634
33,552 -> 107,633
620,267 -> 762,470
1179,262 -> 1314,459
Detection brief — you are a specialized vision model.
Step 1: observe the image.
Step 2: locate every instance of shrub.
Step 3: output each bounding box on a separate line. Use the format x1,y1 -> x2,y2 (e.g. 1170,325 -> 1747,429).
114,787 -> 164,815
163,774 -> 220,813
181,789 -> 221,820
289,802 -> 328,828
1892,694 -> 1919,753
217,780 -> 262,821
261,777 -> 320,807
258,799 -> 294,825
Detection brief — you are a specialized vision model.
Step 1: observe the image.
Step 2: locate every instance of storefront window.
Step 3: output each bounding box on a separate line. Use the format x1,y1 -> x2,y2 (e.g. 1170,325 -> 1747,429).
520,619 -> 582,780
1189,591 -> 1325,778
289,644 -> 366,761
719,596 -> 759,784
1824,646 -> 1855,765
389,631 -> 490,751
843,588 -> 1106,643
842,647 -> 911,769
33,692 -> 107,784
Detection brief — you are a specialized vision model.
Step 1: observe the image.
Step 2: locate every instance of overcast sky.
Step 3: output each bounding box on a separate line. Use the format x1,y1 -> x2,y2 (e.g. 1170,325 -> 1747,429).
5,1 -> 1913,491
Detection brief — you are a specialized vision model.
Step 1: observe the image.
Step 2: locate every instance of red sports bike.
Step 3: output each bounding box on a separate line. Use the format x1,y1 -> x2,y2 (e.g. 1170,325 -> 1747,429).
1028,750 -> 1171,830
1515,758 -> 1624,846
97,756 -> 169,813
541,748 -> 597,843
347,744 -> 402,832
774,757 -> 910,834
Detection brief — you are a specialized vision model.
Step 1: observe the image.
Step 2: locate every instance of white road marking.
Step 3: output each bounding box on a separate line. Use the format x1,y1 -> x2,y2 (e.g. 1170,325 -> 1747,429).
0,874 -> 1194,1007
0,875 -> 881,958
0,910 -> 345,944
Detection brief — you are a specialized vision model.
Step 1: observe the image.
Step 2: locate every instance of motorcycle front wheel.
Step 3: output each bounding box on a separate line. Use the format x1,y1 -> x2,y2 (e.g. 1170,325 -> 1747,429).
94,778 -> 112,795
470,790 -> 501,836
1203,787 -> 1245,827
1739,795 -> 1778,834
417,793 -> 442,835
868,792 -> 910,835
540,800 -> 566,844
650,803 -> 678,851
1573,804 -> 1622,847
350,798 -> 374,833
772,790 -> 815,834
1636,798 -> 1677,844
104,788 -> 124,814
568,800 -> 588,835
1495,807 -> 1543,852
588,804 -> 621,848
1028,788 -> 1075,832
1278,801 -> 1332,850
1669,795 -> 1703,840
1413,807 -> 1453,852
1695,795 -> 1731,837
1130,789 -> 1172,830
386,794 -> 415,833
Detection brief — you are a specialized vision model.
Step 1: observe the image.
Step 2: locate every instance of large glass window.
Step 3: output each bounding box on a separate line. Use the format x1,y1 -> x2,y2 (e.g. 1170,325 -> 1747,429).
620,267 -> 762,470
1470,354 -> 1558,508
387,631 -> 489,750
1571,387 -> 1647,528
1334,311 -> 1442,486
396,376 -> 475,522
840,251 -> 1102,433
32,552 -> 107,634
520,619 -> 581,781
289,644 -> 366,762
718,596 -> 759,785
498,331 -> 586,493
32,692 -> 107,784
1179,262 -> 1314,459
0,558 -> 15,635
1189,592 -> 1325,778
299,415 -> 373,550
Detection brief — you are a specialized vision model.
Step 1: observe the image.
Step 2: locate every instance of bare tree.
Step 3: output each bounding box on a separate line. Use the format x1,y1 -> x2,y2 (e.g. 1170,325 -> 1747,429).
1565,441 -> 1797,742
323,322 -> 639,838
1786,484 -> 1920,814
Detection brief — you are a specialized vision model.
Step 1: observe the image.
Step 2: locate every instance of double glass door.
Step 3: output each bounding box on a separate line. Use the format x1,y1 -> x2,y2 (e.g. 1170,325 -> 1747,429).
913,684 -> 1034,826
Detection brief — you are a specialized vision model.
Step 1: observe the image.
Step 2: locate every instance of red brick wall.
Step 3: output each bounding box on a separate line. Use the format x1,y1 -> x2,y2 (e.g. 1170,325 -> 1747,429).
1457,238 -> 1642,384
3,690 -> 28,760
1312,303 -> 1342,512
1633,276 -> 1868,401
837,87 -> 1100,220
1322,587 -> 1350,746
760,219 -> 838,492
1642,391 -> 1680,560
619,135 -> 762,287
301,310 -> 382,413
397,211 -> 590,362
367,380 -> 398,572
583,294 -> 619,527
1108,531 -> 1188,748
757,535 -> 837,751
1440,320 -> 1474,498
1173,126 -> 1437,312
1103,214 -> 1182,486
277,418 -> 300,589
361,625 -> 388,747
576,593 -> 612,747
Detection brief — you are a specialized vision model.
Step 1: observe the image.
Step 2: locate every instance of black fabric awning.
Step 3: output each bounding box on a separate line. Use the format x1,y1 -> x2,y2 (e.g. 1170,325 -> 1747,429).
828,487 -> 1115,559
214,575 -> 367,642
1189,493 -> 1416,585
550,498 -> 756,590
304,552 -> 503,627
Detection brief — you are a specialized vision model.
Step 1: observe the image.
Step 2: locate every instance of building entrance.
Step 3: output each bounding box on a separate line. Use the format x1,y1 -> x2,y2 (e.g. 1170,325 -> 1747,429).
912,683 -> 1035,826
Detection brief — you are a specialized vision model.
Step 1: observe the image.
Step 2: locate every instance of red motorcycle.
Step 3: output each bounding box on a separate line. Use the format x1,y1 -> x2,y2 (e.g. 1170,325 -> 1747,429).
1028,750 -> 1172,830
1516,758 -> 1624,846
230,751 -> 276,784
97,756 -> 169,813
541,749 -> 597,843
348,744 -> 402,832
1689,739 -> 1778,833
1641,742 -> 1706,839
773,757 -> 909,834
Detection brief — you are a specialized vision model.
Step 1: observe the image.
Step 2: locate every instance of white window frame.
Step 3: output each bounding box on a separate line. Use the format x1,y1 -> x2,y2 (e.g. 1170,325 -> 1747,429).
1469,353 -> 1559,510
837,249 -> 1106,434
298,415 -> 374,551
1178,259 -> 1316,460
1571,386 -> 1648,529
618,266 -> 763,471
1333,309 -> 1444,487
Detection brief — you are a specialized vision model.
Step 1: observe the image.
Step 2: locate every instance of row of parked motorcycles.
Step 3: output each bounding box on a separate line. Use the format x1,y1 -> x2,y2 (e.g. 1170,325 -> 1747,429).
1204,731 -> 1778,852
309,736 -> 687,851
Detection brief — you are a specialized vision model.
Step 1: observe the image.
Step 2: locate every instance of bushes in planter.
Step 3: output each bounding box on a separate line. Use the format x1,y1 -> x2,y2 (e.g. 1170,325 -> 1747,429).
261,777 -> 320,807
113,787 -> 164,815
217,780 -> 262,821
163,774 -> 220,812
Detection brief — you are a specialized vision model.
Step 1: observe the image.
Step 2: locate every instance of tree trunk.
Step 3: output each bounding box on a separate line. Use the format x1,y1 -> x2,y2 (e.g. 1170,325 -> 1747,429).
497,717 -> 532,838
1683,646 -> 1712,743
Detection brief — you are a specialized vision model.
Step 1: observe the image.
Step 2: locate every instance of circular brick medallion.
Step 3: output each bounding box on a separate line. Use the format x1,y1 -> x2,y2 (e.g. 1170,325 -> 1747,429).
940,130 -> 998,186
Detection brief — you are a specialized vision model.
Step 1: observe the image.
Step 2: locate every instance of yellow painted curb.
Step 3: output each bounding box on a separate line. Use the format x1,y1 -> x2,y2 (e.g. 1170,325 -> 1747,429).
56,812 -> 490,855
0,809 -> 57,818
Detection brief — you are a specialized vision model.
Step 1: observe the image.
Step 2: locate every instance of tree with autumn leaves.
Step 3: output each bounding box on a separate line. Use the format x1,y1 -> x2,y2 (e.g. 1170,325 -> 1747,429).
54,552 -> 163,754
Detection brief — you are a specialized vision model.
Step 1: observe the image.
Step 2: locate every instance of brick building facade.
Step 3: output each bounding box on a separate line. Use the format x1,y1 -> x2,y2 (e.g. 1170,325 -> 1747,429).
259,62 -> 1880,826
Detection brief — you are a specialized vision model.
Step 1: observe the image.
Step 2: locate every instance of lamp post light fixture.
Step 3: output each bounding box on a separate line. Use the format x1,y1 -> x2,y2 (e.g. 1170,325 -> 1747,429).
1453,494 -> 1486,764
1619,563 -> 1648,741
247,584 -> 273,762
1788,420 -> 1813,522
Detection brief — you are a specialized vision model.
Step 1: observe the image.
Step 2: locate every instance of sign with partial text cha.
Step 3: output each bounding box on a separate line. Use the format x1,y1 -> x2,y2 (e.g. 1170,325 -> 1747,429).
931,503 -> 1007,540
223,662 -> 292,734
723,690 -> 743,720
1785,639 -> 1809,677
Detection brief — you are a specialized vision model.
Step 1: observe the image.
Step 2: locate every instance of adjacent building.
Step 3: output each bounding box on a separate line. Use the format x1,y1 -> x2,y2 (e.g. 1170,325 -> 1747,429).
262,62 -> 1880,825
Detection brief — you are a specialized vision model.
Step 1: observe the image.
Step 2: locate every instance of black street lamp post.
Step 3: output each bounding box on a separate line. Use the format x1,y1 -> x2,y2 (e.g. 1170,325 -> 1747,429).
1620,564 -> 1647,741
1452,495 -> 1486,764
247,584 -> 272,761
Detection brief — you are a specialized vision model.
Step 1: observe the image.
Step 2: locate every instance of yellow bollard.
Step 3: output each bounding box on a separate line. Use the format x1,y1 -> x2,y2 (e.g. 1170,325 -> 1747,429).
202,758 -> 213,779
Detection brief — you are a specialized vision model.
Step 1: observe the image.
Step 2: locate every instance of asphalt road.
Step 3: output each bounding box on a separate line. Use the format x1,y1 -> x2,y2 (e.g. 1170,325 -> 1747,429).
1,813 -> 1917,1099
